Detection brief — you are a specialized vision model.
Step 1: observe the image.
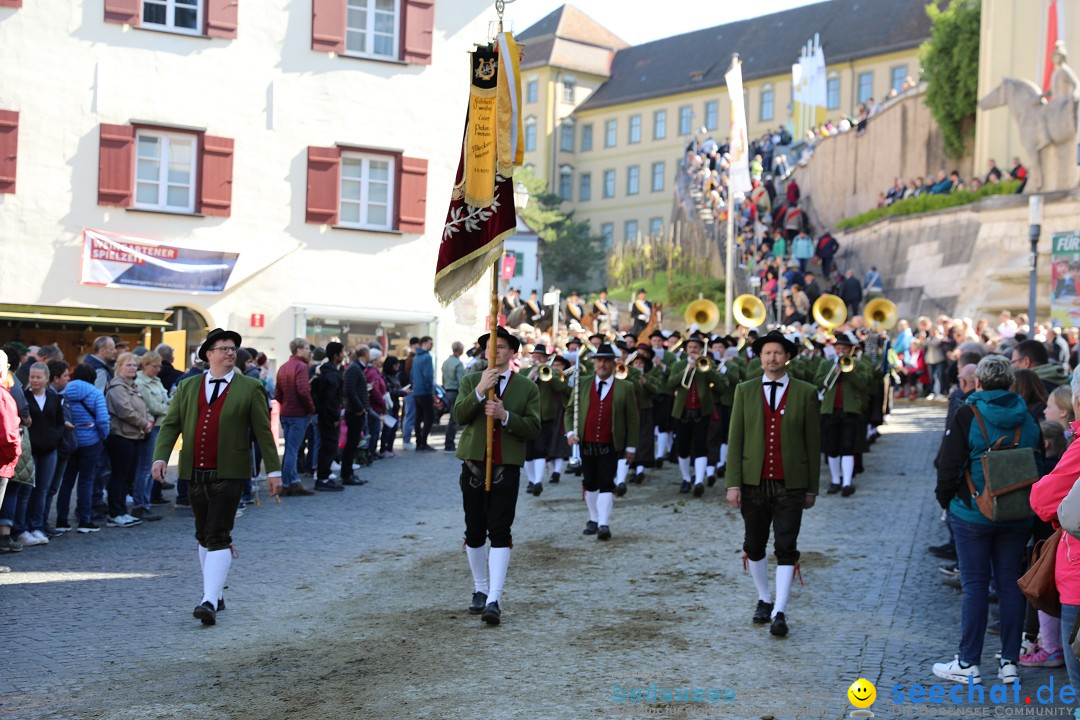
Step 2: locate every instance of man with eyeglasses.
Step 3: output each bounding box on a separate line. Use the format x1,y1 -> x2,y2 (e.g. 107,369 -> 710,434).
152,328 -> 282,627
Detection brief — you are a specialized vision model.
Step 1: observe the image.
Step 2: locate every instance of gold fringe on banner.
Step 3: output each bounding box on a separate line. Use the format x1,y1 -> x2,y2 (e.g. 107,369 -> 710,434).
464,50 -> 499,208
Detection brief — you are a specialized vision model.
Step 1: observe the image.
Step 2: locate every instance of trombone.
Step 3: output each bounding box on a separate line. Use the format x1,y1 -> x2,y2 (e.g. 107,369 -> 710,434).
817,354 -> 855,401
614,350 -> 639,380
539,365 -> 574,382
680,355 -> 712,389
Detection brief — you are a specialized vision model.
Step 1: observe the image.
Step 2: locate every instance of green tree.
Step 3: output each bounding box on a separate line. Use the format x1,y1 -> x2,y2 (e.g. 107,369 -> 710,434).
920,0 -> 981,158
515,168 -> 604,291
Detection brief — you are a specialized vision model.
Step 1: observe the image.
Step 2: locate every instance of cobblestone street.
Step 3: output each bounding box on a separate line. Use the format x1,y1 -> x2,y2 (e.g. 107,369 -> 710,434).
1,403 -> 1074,719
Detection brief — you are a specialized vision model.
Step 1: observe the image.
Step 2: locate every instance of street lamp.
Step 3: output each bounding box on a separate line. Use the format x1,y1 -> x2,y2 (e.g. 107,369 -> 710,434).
1028,195 -> 1043,328
513,180 -> 530,210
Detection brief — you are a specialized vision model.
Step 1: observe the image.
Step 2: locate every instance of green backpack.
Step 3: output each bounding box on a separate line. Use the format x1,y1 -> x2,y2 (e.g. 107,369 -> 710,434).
963,406 -> 1039,522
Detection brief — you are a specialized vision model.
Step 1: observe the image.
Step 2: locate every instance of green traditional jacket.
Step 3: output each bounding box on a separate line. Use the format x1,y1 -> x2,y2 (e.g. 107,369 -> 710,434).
517,367 -> 570,421
726,376 -> 822,494
667,358 -> 731,418
566,374 -> 640,452
154,373 -> 282,479
743,356 -> 763,382
454,371 -> 541,466
717,358 -> 744,406
813,355 -> 872,415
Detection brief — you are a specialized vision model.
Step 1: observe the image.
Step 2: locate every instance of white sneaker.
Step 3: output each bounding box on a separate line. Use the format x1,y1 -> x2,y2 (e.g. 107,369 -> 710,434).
1021,636 -> 1040,656
933,655 -> 982,684
18,530 -> 44,546
31,530 -> 49,544
331,461 -> 342,471
107,515 -> 141,528
998,659 -> 1019,684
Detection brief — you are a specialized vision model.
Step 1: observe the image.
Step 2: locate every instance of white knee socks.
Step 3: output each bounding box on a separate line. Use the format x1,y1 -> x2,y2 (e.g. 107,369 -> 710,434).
706,464 -> 715,478
774,564 -> 796,616
597,492 -> 614,526
553,459 -> 565,474
827,456 -> 841,485
678,456 -> 692,482
524,461 -> 535,485
487,547 -> 510,604
720,443 -> 728,466
466,545 -> 488,595
654,431 -> 665,460
202,548 -> 231,606
841,455 -> 855,487
198,544 -> 207,572
748,558 -> 771,603
694,457 -> 708,485
615,458 -> 628,486
531,459 -> 547,485
635,464 -> 645,475
584,490 -> 599,522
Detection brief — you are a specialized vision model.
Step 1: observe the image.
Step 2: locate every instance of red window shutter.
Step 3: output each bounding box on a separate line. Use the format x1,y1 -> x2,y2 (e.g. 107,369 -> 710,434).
311,0 -> 345,52
401,0 -> 434,64
205,0 -> 238,38
0,110 -> 17,194
98,124 -> 135,207
104,0 -> 140,24
306,146 -> 340,224
0,1 -> 24,8
199,135 -> 234,217
397,156 -> 427,233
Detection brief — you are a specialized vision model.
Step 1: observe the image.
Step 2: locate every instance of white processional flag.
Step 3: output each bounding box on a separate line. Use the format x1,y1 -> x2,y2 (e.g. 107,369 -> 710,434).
725,56 -> 752,195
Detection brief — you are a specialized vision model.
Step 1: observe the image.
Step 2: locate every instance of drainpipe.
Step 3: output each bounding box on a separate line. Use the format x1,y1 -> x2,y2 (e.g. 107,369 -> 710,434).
551,70 -> 561,193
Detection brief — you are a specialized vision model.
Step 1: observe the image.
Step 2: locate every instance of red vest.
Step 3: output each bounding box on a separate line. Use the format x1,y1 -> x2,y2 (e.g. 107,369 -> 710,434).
194,379 -> 231,470
833,375 -> 844,410
762,389 -> 787,481
584,380 -> 614,444
685,381 -> 701,410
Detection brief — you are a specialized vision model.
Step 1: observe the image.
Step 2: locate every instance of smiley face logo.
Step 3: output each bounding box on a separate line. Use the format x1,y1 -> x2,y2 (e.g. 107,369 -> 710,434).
848,678 -> 876,708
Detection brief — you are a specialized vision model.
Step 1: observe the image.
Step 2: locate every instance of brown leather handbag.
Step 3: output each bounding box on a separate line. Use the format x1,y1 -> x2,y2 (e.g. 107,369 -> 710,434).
1018,528 -> 1062,618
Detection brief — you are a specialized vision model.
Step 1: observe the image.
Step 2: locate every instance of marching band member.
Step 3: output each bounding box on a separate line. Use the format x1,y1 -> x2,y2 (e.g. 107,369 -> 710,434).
453,327 -> 541,625
726,330 -> 821,638
566,344 -> 638,541
712,342 -> 744,480
548,355 -> 573,483
814,331 -> 871,496
649,330 -> 676,468
630,347 -> 663,484
667,334 -> 730,496
630,289 -> 652,336
522,344 -> 569,496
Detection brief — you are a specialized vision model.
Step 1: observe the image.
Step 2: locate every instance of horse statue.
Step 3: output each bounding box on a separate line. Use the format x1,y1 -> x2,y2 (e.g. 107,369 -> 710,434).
978,50 -> 1079,193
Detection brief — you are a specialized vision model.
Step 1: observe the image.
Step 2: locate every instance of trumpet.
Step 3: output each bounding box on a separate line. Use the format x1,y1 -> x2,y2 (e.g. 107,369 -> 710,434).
817,354 -> 855,401
680,355 -> 712,389
614,350 -> 639,381
668,338 -> 685,355
537,364 -> 555,382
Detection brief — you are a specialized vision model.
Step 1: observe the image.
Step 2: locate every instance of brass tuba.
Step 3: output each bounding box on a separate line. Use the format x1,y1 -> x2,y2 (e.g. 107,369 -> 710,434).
732,294 -> 767,329
812,293 -> 847,330
864,297 -> 898,331
684,298 -> 721,334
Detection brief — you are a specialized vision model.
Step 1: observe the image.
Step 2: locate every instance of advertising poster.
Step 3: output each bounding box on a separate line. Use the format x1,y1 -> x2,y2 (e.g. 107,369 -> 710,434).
81,228 -> 239,294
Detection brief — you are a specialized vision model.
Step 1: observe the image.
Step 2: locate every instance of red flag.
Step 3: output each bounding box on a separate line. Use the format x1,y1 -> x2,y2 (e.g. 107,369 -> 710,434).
1043,0 -> 1059,93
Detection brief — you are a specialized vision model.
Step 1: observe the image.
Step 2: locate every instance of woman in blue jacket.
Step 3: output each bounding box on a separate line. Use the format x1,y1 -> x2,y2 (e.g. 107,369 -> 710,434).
57,364 -> 110,532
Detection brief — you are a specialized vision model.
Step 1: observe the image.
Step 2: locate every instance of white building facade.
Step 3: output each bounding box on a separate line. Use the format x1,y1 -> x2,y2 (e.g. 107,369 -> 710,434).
0,0 -> 495,370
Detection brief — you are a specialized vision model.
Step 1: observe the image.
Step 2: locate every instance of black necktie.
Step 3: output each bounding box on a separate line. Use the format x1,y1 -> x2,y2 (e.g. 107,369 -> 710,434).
597,380 -> 606,400
497,374 -> 507,398
764,381 -> 780,410
209,378 -> 227,405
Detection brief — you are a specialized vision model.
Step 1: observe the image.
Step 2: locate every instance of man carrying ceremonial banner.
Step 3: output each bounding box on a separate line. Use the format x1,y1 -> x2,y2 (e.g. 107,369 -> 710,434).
434,26 -> 538,627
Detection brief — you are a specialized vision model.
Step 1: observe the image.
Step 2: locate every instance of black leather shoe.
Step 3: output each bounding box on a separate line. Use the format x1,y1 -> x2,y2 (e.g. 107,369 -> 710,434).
770,612 -> 788,637
841,485 -> 856,497
693,483 -> 705,497
217,597 -> 226,612
717,465 -> 726,478
468,591 -> 487,615
583,520 -> 598,535
706,473 -> 716,487
633,472 -> 645,484
481,601 -> 501,625
753,600 -> 774,624
655,459 -> 664,470
315,480 -> 344,492
341,477 -> 367,486
597,525 -> 611,541
193,601 -> 216,626
826,483 -> 841,494
615,483 -> 627,497
525,482 -> 535,494
549,472 -> 560,484
679,481 -> 691,494
928,543 -> 957,560
532,482 -> 543,496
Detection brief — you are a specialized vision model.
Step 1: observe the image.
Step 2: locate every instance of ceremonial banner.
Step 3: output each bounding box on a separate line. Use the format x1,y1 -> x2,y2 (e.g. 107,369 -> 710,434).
81,228 -> 238,294
435,34 -> 521,306
725,57 -> 752,195
1050,230 -> 1080,326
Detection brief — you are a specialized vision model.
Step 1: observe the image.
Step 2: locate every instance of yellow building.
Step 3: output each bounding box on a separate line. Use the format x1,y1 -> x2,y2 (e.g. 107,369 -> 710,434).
518,1 -> 932,248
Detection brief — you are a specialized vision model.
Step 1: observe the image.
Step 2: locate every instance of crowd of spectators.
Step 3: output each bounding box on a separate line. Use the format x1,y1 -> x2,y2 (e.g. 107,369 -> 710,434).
875,157 -> 1028,210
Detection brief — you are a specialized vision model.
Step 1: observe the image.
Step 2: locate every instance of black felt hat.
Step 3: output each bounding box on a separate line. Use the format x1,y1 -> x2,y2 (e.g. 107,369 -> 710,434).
476,326 -> 521,353
592,343 -> 617,359
199,328 -> 243,362
751,330 -> 797,358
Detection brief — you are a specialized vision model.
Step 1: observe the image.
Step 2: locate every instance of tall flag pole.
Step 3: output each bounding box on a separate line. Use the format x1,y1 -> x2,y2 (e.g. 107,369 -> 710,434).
434,8 -> 522,492
724,54 -> 751,333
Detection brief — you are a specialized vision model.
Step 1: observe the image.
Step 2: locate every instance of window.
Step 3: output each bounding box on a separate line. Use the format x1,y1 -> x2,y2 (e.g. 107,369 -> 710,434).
558,165 -> 573,200
135,130 -> 196,213
524,116 -> 536,152
581,124 -> 593,151
678,106 -> 692,135
579,172 -> 591,201
604,119 -> 617,148
602,169 -> 615,198
560,120 -> 575,152
505,250 -> 525,278
562,78 -> 575,103
624,219 -> 638,242
626,165 -> 639,195
339,152 -> 394,230
526,78 -> 538,104
651,161 -> 665,192
345,0 -> 399,60
649,217 -> 663,236
628,115 -> 641,144
826,75 -> 840,110
760,85 -> 774,122
600,222 -> 614,249
142,0 -> 202,34
654,110 -> 667,140
704,101 -> 718,130
891,65 -> 907,93
857,71 -> 873,104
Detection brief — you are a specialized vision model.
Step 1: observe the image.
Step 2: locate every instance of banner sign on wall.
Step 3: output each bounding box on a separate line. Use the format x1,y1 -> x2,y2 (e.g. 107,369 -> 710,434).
1049,231 -> 1080,326
81,229 -> 239,294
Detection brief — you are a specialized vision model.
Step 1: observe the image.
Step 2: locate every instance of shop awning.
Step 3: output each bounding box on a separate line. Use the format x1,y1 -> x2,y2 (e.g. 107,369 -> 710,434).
0,304 -> 173,328
294,305 -> 437,324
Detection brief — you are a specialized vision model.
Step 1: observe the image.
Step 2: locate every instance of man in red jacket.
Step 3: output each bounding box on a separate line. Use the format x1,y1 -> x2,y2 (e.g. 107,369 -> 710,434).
275,338 -> 315,496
